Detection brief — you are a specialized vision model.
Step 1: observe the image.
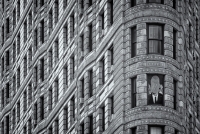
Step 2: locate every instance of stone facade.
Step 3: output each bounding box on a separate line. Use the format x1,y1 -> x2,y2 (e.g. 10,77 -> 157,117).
0,0 -> 200,134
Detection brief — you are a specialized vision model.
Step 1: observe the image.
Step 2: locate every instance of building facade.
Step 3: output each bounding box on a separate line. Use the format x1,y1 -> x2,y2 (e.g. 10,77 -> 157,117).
0,0 -> 200,134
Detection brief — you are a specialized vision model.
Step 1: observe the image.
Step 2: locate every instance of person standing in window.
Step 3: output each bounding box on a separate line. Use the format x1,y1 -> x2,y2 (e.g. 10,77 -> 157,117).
148,75 -> 163,105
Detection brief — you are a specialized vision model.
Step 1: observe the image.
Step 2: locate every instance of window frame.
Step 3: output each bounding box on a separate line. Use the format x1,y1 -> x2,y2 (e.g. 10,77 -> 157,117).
147,24 -> 164,55
131,77 -> 137,108
131,26 -> 137,57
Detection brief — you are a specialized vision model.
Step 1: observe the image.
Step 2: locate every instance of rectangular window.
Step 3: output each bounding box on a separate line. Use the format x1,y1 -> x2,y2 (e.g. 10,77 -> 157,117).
40,58 -> 44,81
89,115 -> 93,134
23,90 -> 27,112
111,96 -> 114,114
28,11 -> 32,34
101,12 -> 104,30
41,20 -> 45,43
6,18 -> 9,38
17,0 -> 20,21
24,21 -> 27,43
64,25 -> 68,48
131,127 -> 136,134
131,77 -> 136,108
13,109 -> 16,129
17,34 -> 20,55
149,126 -> 164,134
196,18 -> 199,42
35,66 -> 38,85
131,0 -> 136,7
13,43 -> 16,62
173,29 -> 177,59
40,96 -> 44,120
23,126 -> 27,134
28,119 -> 31,134
34,103 -> 37,127
13,9 -> 16,30
55,119 -> 59,134
49,48 -> 53,70
81,122 -> 84,134
2,57 -> 4,73
81,78 -> 84,98
197,57 -> 199,80
148,24 -> 163,54
49,9 -> 53,35
102,107 -> 105,131
72,56 -> 75,79
81,34 -> 84,51
110,46 -> 114,65
48,126 -> 53,134
24,56 -> 27,78
2,25 -> 4,44
173,80 -> 177,110
189,69 -> 192,97
101,58 -> 105,84
131,26 -> 137,57
64,106 -> 68,131
89,70 -> 93,97
173,0 -> 176,9
71,96 -> 75,120
55,79 -> 59,103
6,50 -> 9,67
41,0 -> 44,7
17,67 -> 20,89
89,24 -> 93,52
110,0 -> 113,25
2,89 -> 4,108
147,74 -> 164,106
89,0 -> 92,7
24,0 -> 27,8
147,0 -> 163,4
6,116 -> 9,134
28,83 -> 32,105
1,122 -> 4,134
55,0 -> 59,24
34,29 -> 38,51
48,87 -> 52,111
189,23 -> 192,51
65,65 -> 68,87
6,83 -> 9,102
17,101 -> 20,122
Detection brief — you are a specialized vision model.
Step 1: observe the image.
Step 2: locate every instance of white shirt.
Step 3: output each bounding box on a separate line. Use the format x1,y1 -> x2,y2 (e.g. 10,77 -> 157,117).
152,94 -> 158,103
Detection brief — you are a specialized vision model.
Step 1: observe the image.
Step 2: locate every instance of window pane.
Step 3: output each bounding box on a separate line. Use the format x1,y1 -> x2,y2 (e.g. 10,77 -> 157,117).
149,25 -> 162,40
150,127 -> 162,134
149,0 -> 162,3
149,40 -> 162,54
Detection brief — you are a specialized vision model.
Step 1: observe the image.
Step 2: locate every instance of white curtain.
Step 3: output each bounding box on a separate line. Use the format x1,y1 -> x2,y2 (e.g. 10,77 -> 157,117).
149,25 -> 162,54
150,127 -> 162,134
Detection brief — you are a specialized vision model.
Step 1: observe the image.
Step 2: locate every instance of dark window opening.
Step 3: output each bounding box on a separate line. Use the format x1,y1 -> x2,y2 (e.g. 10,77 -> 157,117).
40,58 -> 44,81
81,122 -> 84,134
110,0 -> 113,25
196,18 -> 199,42
89,24 -> 93,52
173,0 -> 176,9
89,70 -> 93,97
89,0 -> 92,7
48,88 -> 52,111
6,50 -> 9,66
101,58 -> 105,84
40,96 -> 44,120
174,80 -> 177,110
41,20 -> 45,43
89,115 -> 93,134
131,127 -> 136,134
173,29 -> 177,60
101,12 -> 104,30
102,107 -> 105,131
111,96 -> 114,114
131,0 -> 136,7
131,26 -> 137,57
110,46 -> 114,65
81,78 -> 84,98
131,77 -> 136,108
